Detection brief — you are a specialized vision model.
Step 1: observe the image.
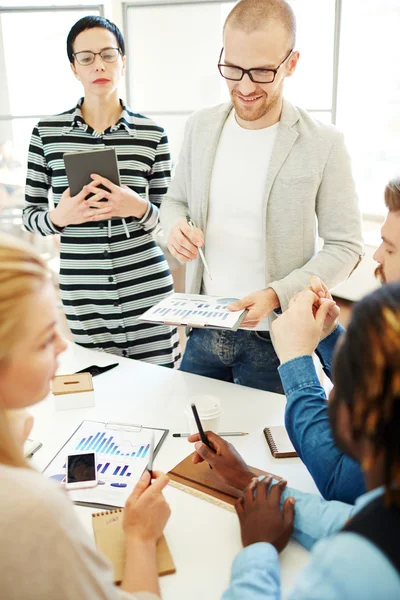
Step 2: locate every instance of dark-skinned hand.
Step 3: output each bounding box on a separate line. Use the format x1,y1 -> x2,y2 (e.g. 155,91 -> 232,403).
235,476 -> 295,552
188,431 -> 257,492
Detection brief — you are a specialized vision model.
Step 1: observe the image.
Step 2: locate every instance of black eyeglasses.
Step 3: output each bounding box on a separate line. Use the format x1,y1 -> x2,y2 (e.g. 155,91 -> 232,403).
73,47 -> 121,66
218,47 -> 293,84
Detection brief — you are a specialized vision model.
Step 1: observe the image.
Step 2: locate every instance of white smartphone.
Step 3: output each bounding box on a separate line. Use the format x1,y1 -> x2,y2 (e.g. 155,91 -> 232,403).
65,451 -> 98,490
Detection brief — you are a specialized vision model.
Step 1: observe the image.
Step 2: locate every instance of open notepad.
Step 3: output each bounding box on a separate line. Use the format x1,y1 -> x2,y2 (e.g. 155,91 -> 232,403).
92,509 -> 176,582
139,293 -> 247,330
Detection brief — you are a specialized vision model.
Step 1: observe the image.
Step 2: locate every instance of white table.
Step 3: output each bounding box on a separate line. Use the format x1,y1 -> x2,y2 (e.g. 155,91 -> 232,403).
30,342 -> 317,599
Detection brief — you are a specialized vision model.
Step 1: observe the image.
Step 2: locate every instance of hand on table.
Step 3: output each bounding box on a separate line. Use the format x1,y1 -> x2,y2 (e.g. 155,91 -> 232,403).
167,218 -> 204,262
50,186 -> 107,228
188,431 -> 255,492
123,470 -> 171,544
235,477 -> 295,552
85,174 -> 149,220
227,288 -> 280,328
308,276 -> 340,339
271,288 -> 338,364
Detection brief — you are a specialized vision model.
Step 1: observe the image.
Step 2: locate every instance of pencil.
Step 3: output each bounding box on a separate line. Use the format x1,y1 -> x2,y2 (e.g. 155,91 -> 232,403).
172,432 -> 248,437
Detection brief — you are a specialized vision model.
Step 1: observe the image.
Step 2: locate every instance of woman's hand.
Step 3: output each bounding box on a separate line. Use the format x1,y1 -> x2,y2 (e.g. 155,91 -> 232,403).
121,471 -> 170,595
85,174 -> 149,220
235,477 -> 295,552
123,470 -> 171,544
49,187 -> 106,228
188,431 -> 255,492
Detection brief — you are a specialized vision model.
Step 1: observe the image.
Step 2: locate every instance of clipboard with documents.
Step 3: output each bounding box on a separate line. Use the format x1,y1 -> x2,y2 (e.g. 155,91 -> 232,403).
138,293 -> 247,330
43,420 -> 168,509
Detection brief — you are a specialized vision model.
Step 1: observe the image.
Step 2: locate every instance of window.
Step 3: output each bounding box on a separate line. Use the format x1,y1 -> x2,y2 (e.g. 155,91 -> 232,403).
0,3 -> 103,194
124,0 -> 337,162
336,0 -> 399,218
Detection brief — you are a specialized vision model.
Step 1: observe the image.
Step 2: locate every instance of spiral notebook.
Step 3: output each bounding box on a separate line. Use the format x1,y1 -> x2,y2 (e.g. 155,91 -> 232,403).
92,508 -> 176,583
263,426 -> 298,458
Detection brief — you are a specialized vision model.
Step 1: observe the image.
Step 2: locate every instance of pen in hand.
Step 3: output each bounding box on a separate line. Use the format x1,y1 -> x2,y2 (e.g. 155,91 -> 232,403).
186,216 -> 213,280
146,431 -> 155,479
191,403 -> 214,469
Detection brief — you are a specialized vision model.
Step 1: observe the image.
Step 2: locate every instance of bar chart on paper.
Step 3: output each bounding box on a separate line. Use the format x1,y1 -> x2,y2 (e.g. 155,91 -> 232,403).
43,420 -> 167,507
139,293 -> 246,329
75,430 -> 150,459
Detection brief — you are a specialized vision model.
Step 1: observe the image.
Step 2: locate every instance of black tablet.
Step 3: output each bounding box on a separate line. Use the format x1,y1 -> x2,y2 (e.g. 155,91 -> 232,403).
63,147 -> 120,199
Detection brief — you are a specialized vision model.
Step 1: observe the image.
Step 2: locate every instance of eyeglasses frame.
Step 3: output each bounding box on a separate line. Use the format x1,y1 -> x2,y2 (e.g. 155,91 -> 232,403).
218,47 -> 294,84
72,47 -> 121,66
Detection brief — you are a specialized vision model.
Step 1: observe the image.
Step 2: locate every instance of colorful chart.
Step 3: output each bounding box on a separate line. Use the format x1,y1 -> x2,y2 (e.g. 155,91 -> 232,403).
75,430 -> 150,458
43,421 -> 167,508
140,293 -> 245,329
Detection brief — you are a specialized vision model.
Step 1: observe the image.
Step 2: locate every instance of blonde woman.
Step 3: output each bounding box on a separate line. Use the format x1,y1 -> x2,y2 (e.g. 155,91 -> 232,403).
0,233 -> 170,600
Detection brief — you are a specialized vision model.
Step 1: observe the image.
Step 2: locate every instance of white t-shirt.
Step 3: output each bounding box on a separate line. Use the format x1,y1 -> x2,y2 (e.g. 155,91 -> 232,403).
202,111 -> 279,330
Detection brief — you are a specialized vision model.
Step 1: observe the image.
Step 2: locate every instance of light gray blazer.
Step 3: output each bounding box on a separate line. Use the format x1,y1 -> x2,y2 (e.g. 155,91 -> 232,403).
160,99 -> 363,313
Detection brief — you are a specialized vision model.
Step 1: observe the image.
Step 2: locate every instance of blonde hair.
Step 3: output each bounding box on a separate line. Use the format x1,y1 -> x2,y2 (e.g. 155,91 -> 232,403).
0,234 -> 49,468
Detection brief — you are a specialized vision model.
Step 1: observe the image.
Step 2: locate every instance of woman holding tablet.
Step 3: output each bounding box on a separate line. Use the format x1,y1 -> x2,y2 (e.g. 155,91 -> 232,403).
23,16 -> 180,368
0,234 -> 170,600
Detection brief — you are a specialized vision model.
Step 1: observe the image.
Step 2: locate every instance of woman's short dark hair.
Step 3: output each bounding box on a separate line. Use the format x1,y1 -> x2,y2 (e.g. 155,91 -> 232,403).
67,16 -> 125,64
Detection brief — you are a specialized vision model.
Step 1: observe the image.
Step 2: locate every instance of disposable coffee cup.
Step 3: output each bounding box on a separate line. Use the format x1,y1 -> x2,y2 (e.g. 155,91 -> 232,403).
184,395 -> 223,435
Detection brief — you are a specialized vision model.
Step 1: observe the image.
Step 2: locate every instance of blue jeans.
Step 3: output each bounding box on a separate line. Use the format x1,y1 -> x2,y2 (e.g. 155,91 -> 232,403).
180,328 -> 284,393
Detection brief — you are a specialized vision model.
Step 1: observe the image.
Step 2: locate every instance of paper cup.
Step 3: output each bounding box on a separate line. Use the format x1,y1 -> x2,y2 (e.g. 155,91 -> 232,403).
185,394 -> 223,435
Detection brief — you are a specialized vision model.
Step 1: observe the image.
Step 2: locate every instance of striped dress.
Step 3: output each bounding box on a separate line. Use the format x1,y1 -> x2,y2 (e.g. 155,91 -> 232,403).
23,98 -> 181,368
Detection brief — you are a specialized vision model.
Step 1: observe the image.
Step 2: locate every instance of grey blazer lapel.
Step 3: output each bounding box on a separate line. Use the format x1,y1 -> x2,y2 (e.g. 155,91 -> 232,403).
264,99 -> 300,200
199,103 -> 232,228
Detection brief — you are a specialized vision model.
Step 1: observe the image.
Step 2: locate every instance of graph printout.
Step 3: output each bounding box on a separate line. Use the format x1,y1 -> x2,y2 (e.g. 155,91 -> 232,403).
139,293 -> 246,330
43,420 -> 166,508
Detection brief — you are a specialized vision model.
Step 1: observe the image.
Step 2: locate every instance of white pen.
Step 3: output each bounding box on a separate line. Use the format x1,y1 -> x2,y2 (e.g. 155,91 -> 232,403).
186,216 -> 213,280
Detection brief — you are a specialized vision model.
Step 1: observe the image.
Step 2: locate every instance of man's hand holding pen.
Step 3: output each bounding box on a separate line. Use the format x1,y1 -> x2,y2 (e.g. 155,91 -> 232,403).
188,431 -> 255,492
168,218 -> 204,262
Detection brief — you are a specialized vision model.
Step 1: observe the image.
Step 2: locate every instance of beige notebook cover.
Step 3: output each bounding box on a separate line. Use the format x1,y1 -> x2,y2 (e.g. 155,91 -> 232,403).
263,426 -> 298,458
92,509 -> 176,583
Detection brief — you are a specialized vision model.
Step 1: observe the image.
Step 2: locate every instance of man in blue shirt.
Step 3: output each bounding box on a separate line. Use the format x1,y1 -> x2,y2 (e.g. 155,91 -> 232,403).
189,284 -> 400,599
277,176 -> 400,504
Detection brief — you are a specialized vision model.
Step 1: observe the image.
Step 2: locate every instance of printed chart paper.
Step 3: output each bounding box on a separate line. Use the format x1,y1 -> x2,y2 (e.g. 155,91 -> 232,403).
43,421 -> 166,508
139,293 -> 246,330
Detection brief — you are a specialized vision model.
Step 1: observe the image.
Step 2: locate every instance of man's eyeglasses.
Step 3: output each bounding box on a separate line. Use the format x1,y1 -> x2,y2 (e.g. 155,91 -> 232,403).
218,47 -> 293,84
73,47 -> 121,66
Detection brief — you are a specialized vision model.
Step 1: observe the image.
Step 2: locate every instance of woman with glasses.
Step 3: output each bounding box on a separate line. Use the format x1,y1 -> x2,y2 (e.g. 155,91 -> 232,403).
0,233 -> 170,599
23,16 -> 180,368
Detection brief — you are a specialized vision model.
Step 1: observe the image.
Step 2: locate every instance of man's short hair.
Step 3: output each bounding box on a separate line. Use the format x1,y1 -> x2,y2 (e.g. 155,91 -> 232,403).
385,177 -> 400,212
224,0 -> 296,47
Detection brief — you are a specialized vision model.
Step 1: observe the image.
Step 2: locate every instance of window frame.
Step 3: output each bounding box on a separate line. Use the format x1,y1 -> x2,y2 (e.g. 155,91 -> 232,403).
122,0 -> 342,123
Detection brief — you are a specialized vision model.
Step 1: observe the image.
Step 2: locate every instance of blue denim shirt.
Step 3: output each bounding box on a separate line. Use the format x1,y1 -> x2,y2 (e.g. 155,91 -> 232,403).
278,324 -> 365,504
222,487 -> 400,599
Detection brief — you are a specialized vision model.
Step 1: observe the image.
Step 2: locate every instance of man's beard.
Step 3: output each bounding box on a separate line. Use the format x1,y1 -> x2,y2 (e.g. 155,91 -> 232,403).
231,86 -> 281,123
374,263 -> 386,283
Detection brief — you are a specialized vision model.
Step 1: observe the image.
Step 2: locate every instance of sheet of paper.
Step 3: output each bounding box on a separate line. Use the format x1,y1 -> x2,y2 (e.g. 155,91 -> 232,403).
139,293 -> 244,329
43,421 -> 166,507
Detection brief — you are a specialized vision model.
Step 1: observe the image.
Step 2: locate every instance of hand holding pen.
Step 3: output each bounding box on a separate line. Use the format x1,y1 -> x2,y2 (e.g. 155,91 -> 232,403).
186,217 -> 213,280
167,217 -> 212,279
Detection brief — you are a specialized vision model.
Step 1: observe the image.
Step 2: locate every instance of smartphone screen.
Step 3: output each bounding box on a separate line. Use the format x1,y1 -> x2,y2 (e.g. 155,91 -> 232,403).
66,452 -> 97,484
